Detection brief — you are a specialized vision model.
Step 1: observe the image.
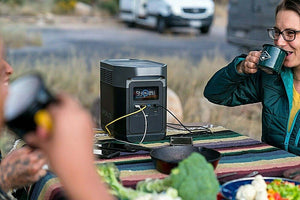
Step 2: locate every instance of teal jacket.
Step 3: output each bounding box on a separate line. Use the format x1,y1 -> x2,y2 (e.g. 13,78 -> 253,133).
204,55 -> 300,155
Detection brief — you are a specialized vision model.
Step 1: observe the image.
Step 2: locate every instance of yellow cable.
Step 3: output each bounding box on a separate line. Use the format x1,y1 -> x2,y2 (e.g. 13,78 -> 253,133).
94,130 -> 106,134
105,105 -> 146,137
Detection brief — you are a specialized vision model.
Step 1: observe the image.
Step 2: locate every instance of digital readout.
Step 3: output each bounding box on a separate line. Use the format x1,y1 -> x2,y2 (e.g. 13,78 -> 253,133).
134,87 -> 159,100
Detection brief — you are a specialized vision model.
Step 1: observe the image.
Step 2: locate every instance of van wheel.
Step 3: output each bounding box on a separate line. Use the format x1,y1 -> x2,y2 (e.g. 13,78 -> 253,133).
157,17 -> 166,33
200,26 -> 210,34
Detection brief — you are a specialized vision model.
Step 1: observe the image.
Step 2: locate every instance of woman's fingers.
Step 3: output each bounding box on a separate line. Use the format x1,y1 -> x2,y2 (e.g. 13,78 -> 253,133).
243,51 -> 261,74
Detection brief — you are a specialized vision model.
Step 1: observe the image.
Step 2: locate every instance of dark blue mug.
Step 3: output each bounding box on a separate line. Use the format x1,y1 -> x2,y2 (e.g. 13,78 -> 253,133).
258,44 -> 287,74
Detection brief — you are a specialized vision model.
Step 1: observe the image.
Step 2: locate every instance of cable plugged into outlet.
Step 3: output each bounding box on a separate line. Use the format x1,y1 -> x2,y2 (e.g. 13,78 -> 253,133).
104,105 -> 147,138
135,104 -> 148,110
132,104 -> 148,143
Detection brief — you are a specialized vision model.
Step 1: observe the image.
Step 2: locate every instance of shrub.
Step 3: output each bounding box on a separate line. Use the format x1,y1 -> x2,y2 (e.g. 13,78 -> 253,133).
52,0 -> 77,14
77,0 -> 94,4
1,0 -> 24,6
98,0 -> 119,15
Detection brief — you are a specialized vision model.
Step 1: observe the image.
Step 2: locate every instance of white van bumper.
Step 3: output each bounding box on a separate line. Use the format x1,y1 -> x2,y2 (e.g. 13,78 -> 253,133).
165,15 -> 213,28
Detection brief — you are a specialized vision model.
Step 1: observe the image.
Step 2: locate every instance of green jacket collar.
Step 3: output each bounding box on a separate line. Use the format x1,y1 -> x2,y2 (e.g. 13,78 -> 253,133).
281,67 -> 293,108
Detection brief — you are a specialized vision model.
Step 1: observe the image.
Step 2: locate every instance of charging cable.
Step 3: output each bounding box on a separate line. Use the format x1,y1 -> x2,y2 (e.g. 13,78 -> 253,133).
154,104 -> 192,134
155,104 -> 212,134
104,105 -> 147,137
135,105 -> 148,144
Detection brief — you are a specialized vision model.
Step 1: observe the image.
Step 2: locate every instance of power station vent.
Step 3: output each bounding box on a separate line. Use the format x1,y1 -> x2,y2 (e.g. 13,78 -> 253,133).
100,67 -> 113,85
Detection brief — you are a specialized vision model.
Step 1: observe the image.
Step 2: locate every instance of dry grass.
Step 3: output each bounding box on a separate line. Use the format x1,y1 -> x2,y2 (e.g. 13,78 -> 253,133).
10,53 -> 100,109
0,23 -> 43,48
0,1 -> 54,16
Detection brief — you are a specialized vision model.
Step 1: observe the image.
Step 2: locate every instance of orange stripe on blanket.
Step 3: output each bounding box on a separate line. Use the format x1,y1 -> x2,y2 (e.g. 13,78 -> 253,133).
218,144 -> 273,153
120,169 -> 167,181
193,135 -> 249,145
95,154 -> 151,164
215,157 -> 300,174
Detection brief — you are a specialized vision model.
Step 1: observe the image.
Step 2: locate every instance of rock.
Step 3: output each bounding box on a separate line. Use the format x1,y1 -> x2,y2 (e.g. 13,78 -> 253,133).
167,88 -> 183,123
74,2 -> 92,16
44,12 -> 55,24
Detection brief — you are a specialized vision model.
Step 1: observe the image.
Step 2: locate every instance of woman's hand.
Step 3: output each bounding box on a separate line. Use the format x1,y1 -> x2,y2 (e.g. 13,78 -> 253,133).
237,51 -> 261,74
0,146 -> 47,192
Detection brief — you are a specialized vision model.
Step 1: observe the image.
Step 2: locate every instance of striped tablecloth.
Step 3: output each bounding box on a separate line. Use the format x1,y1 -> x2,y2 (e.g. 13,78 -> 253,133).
95,126 -> 300,187
31,126 -> 300,199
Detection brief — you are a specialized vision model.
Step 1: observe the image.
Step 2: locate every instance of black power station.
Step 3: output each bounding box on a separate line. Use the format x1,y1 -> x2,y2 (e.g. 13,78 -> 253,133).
100,59 -> 167,142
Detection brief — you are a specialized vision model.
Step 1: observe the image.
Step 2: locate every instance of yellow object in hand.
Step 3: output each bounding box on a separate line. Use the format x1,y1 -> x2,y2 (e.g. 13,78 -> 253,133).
34,109 -> 53,132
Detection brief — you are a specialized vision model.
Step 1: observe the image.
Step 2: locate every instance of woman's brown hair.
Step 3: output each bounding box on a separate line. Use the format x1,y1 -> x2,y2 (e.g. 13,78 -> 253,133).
276,0 -> 300,16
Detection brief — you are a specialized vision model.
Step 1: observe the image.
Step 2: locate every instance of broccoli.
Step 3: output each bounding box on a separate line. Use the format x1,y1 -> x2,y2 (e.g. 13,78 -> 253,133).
169,152 -> 220,200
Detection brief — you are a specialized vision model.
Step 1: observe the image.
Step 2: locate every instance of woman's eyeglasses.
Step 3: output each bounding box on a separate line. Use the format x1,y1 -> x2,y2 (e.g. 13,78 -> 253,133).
268,27 -> 300,42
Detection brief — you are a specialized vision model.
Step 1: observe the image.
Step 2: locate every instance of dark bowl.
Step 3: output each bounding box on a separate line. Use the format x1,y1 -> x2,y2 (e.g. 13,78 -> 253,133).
150,145 -> 221,174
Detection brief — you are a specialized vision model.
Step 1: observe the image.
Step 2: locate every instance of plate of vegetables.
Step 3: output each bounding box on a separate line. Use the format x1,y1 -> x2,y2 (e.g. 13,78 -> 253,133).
220,175 -> 300,200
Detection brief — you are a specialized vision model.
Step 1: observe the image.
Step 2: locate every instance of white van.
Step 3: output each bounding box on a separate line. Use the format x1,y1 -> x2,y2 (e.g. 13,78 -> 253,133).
119,0 -> 215,34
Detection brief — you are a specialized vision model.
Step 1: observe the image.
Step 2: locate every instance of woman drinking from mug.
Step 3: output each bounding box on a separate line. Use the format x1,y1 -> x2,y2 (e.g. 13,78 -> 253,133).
204,0 -> 300,156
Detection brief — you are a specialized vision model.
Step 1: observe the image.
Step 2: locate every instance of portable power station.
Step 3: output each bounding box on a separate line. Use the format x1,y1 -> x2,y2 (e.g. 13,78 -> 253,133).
100,59 -> 167,142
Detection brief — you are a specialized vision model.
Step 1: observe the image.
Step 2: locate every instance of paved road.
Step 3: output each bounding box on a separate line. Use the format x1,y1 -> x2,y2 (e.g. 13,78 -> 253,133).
7,19 -> 241,67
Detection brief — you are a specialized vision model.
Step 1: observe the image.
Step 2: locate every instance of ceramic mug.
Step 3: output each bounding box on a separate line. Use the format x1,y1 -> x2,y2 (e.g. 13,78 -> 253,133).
258,44 -> 287,74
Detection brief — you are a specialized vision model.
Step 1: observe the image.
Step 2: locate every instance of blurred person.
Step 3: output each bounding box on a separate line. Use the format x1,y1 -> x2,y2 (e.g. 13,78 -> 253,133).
0,39 -> 47,196
204,0 -> 300,156
24,93 -> 114,200
0,38 -> 114,199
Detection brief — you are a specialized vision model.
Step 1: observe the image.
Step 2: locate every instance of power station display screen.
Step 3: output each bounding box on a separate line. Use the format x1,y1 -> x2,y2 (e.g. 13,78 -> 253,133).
134,87 -> 159,100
